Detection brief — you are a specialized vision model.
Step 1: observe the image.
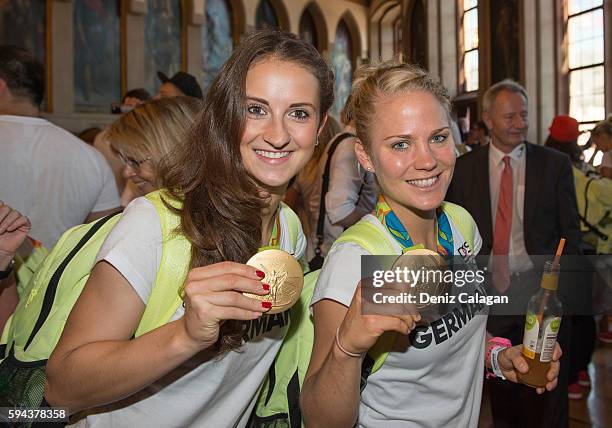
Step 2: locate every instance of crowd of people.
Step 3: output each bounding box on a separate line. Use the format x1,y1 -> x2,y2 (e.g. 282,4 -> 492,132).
0,29 -> 611,427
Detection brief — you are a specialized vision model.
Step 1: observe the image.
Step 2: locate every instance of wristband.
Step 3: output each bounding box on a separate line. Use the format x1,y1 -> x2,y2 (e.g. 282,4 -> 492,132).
486,337 -> 511,379
335,327 -> 364,358
490,346 -> 507,380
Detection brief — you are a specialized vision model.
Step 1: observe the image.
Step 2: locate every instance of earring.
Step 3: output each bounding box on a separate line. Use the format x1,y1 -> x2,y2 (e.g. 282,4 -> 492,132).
315,138 -> 320,146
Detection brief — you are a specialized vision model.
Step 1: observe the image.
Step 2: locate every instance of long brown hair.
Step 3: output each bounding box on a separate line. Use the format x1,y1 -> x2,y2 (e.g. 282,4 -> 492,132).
162,30 -> 334,351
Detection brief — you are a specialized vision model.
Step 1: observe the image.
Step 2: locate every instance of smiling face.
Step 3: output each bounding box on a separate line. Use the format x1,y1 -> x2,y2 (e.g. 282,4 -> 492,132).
240,59 -> 323,193
119,152 -> 157,194
355,90 -> 456,214
484,90 -> 529,153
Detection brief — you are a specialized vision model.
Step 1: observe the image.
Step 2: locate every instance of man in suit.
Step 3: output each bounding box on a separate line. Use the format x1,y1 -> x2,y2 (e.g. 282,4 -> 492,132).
446,79 -> 581,428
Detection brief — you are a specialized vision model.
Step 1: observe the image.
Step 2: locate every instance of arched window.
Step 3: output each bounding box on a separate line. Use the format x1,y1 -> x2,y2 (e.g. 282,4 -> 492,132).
331,20 -> 353,118
565,0 -> 606,164
0,1 -> 46,64
74,1 -> 120,113
256,0 -> 279,30
407,0 -> 427,68
393,16 -> 402,57
202,0 -> 233,89
459,0 -> 478,92
144,0 -> 183,96
299,8 -> 318,49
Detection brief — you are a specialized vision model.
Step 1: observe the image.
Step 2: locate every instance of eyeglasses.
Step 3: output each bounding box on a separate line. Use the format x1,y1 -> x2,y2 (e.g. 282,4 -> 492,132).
117,152 -> 151,172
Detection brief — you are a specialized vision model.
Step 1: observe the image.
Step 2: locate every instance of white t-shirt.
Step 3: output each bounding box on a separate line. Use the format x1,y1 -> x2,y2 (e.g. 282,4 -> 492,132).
71,197 -> 306,428
0,115 -> 119,247
312,213 -> 487,428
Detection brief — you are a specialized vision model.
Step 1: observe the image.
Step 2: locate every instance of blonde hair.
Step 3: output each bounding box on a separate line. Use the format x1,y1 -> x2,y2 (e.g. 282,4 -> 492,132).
107,96 -> 202,176
591,114 -> 612,138
349,61 -> 452,148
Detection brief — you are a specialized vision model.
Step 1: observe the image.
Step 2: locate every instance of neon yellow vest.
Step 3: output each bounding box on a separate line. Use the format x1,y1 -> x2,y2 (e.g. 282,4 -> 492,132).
0,190 -> 302,408
251,202 -> 476,427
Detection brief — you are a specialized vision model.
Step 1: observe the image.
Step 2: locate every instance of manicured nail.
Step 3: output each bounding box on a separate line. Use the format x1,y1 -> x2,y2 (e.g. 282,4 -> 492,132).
262,284 -> 270,292
256,270 -> 265,279
262,301 -> 272,309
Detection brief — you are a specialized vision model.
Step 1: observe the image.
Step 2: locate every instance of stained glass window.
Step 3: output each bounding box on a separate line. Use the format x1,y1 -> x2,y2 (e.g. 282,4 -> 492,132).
331,20 -> 353,118
299,8 -> 317,49
256,0 -> 278,30
0,0 -> 46,65
74,1 -> 120,113
144,0 -> 183,96
202,0 -> 232,89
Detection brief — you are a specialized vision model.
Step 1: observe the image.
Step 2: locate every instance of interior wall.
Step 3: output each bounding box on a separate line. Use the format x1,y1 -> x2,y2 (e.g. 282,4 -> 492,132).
41,0 -> 368,133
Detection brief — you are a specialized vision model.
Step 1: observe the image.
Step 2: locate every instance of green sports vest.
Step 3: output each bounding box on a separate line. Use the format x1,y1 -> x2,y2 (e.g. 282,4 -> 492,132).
251,201 -> 476,428
0,190 -> 302,409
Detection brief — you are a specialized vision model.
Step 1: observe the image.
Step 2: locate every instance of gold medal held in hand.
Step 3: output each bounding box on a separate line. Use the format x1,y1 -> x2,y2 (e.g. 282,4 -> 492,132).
244,249 -> 304,314
391,249 -> 448,310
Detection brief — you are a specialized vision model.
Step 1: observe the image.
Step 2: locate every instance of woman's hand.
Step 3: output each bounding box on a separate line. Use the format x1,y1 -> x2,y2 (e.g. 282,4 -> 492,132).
498,343 -> 562,394
336,282 -> 421,356
0,201 -> 31,269
179,261 -> 271,350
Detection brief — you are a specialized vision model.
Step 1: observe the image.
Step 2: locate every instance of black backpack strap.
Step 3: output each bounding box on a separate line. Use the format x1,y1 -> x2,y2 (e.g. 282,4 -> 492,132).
23,211 -> 122,351
360,353 -> 376,393
312,132 -> 355,257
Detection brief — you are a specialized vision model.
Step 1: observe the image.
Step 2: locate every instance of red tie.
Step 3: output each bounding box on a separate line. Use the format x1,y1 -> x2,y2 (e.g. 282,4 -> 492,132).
493,156 -> 512,293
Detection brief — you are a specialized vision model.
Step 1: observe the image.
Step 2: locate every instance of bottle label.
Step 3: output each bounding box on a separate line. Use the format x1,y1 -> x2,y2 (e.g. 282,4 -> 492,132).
521,312 -> 561,361
522,312 -> 538,359
540,317 -> 561,362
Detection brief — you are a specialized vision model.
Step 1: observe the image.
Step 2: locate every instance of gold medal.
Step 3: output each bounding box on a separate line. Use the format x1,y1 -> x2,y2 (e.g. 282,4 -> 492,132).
390,249 -> 448,310
244,249 -> 304,314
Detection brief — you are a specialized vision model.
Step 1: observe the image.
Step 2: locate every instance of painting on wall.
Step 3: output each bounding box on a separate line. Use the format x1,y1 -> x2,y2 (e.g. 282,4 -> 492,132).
202,0 -> 233,90
331,20 -> 353,119
144,0 -> 183,95
74,0 -> 121,113
0,0 -> 46,66
490,0 -> 521,84
256,0 -> 278,30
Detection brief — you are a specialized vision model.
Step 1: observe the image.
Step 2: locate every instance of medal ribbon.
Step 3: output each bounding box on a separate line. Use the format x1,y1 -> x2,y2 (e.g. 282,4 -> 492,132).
375,194 -> 453,256
258,207 -> 282,251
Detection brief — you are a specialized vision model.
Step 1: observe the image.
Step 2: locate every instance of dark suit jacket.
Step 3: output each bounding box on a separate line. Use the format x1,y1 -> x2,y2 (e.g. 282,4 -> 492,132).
446,142 -> 581,257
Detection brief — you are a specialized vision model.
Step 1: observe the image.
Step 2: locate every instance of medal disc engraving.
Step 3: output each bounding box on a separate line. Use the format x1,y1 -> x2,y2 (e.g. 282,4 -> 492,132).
390,249 -> 448,310
244,249 -> 304,314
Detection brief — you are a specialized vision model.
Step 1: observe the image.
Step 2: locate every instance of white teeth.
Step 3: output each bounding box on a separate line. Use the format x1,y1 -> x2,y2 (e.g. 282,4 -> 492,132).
255,150 -> 290,159
407,176 -> 438,187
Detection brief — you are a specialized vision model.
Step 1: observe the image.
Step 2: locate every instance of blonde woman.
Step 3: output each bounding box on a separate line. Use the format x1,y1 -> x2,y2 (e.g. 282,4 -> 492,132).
301,62 -> 561,427
591,115 -> 612,179
104,96 -> 202,204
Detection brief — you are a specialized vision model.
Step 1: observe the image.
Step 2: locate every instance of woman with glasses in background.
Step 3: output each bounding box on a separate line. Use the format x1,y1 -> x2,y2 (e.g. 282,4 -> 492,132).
104,96 -> 202,205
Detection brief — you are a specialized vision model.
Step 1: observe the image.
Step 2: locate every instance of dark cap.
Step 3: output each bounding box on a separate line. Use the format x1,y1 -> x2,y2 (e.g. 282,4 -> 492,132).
157,71 -> 203,99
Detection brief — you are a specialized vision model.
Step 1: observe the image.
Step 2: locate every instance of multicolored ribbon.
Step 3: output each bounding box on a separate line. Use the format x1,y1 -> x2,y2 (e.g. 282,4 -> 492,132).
375,194 -> 454,256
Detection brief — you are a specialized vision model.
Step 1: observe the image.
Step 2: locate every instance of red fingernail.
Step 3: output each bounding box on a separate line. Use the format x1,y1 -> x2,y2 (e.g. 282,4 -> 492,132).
262,301 -> 272,309
256,270 -> 265,278
262,284 -> 270,291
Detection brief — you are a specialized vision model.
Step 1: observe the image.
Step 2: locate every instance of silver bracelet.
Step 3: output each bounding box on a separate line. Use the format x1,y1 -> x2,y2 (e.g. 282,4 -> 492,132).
335,327 -> 364,358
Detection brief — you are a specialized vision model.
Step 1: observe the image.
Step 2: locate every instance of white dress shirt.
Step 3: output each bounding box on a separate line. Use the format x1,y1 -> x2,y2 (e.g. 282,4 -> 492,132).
489,142 -> 533,272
